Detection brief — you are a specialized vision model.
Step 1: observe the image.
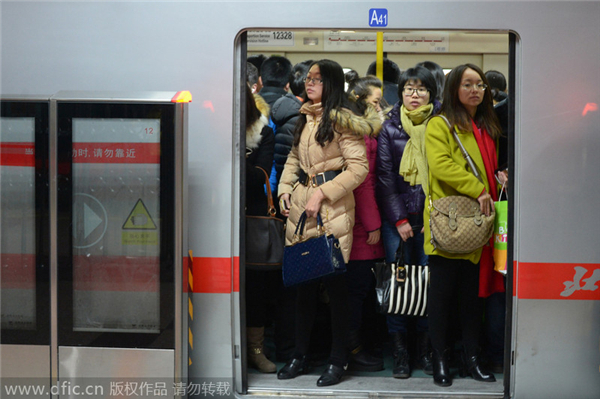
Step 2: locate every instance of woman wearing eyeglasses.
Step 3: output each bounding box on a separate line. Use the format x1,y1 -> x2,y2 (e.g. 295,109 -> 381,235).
276,59 -> 381,387
376,66 -> 441,379
424,64 -> 505,387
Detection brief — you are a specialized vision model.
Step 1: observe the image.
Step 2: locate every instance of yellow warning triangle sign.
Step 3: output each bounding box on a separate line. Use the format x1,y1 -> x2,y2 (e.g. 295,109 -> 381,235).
122,199 -> 157,230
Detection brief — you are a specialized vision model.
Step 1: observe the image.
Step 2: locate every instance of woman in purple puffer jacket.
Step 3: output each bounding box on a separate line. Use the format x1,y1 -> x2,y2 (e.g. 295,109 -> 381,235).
376,66 -> 441,379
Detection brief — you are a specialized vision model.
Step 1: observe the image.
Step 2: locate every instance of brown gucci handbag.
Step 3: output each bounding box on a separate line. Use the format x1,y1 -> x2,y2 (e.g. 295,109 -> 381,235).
428,116 -> 495,254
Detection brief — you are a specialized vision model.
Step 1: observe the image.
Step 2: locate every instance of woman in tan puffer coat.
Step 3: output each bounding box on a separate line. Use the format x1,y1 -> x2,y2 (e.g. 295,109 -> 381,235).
276,59 -> 381,387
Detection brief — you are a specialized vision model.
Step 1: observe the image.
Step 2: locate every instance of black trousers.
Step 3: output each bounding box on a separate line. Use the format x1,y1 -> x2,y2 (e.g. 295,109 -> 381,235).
346,259 -> 376,334
293,272 -> 350,368
427,255 -> 483,357
246,269 -> 274,327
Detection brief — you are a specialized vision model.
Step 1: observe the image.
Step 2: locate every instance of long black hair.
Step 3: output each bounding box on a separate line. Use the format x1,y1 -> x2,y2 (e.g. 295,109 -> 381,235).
293,59 -> 359,147
289,60 -> 313,97
441,63 -> 501,140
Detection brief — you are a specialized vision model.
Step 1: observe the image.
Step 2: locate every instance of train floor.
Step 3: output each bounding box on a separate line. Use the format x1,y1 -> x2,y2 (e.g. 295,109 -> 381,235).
247,337 -> 505,398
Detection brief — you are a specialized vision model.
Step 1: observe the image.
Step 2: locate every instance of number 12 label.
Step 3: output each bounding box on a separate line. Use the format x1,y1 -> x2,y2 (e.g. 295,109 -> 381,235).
369,8 -> 388,27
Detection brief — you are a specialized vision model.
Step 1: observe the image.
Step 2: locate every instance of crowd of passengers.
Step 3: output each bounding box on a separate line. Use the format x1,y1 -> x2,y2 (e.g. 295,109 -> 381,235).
244,54 -> 509,388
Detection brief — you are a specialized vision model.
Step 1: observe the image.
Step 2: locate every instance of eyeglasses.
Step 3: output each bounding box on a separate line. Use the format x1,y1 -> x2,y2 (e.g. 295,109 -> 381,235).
402,87 -> 429,97
304,77 -> 323,85
461,83 -> 488,91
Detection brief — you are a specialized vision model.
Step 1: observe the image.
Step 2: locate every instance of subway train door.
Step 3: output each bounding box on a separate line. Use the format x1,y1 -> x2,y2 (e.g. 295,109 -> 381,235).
1,98 -> 51,391
1,92 -> 189,398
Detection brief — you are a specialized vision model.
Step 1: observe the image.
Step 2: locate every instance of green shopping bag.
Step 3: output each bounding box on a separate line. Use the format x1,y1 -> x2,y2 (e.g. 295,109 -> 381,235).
493,186 -> 508,275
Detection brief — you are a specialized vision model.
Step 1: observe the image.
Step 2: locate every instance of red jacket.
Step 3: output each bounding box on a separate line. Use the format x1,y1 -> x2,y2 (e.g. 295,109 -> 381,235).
350,135 -> 385,261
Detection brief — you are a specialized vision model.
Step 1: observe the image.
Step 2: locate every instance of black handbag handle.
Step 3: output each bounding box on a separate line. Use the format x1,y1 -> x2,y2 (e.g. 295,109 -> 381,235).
293,211 -> 325,239
394,225 -> 421,263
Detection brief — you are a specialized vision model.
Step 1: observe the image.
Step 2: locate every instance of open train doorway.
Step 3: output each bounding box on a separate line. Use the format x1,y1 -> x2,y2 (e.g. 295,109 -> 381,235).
235,28 -> 515,398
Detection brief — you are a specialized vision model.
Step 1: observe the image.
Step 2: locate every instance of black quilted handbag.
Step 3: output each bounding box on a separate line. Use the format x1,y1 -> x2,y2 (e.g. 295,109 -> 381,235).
373,237 -> 429,316
282,211 -> 346,287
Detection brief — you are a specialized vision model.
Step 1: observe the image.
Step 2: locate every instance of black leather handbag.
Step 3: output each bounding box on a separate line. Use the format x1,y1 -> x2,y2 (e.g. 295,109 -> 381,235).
373,236 -> 429,316
245,167 -> 284,270
282,211 -> 346,287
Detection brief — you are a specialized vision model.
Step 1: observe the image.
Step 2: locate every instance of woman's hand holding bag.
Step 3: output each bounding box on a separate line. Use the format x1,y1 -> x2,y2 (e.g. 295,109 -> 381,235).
373,233 -> 429,316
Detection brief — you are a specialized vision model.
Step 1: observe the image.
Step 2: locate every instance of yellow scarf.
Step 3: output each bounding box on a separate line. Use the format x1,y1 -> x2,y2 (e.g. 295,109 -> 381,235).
398,103 -> 434,191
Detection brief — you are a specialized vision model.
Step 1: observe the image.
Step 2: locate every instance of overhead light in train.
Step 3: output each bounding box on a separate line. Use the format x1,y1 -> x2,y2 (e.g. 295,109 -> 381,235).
582,102 -> 598,116
304,37 -> 318,45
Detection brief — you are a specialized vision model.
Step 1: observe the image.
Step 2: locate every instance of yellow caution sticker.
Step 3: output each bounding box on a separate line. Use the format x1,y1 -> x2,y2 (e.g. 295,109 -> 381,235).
122,199 -> 158,245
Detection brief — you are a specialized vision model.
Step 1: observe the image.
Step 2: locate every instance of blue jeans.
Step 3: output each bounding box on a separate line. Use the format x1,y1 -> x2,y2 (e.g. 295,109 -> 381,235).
381,218 -> 428,333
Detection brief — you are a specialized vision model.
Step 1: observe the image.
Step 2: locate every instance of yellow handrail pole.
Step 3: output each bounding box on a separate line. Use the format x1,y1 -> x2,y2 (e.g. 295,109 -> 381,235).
376,31 -> 384,87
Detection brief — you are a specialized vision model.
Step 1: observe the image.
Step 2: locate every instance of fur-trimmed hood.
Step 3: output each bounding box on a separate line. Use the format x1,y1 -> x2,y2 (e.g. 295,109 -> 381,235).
300,101 -> 382,139
246,94 -> 270,150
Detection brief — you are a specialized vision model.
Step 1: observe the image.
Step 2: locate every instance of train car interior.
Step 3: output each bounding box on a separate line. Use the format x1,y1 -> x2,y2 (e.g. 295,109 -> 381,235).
239,28 -> 514,398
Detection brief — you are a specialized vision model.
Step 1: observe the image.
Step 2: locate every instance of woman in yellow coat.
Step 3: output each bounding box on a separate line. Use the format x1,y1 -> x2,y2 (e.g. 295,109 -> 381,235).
277,59 -> 381,387
424,64 -> 504,387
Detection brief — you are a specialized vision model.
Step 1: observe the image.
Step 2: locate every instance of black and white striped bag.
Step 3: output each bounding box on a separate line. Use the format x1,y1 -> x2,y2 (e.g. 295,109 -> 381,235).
373,241 -> 429,316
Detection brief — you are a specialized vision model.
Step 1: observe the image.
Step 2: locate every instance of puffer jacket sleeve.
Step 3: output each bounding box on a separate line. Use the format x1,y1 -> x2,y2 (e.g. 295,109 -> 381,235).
273,116 -> 297,183
353,136 -> 382,232
425,116 -> 485,199
272,95 -> 302,185
376,121 -> 408,224
319,130 -> 368,203
277,141 -> 300,198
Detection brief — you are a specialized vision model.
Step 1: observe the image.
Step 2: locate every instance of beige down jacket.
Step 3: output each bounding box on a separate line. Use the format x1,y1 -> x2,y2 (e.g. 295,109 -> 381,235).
278,101 -> 382,263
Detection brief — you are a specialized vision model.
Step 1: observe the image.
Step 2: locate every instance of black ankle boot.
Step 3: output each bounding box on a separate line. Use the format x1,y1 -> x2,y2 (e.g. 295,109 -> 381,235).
348,344 -> 384,372
459,353 -> 496,382
348,330 -> 383,372
391,332 -> 410,379
417,331 -> 433,375
432,349 -> 451,387
277,355 -> 311,380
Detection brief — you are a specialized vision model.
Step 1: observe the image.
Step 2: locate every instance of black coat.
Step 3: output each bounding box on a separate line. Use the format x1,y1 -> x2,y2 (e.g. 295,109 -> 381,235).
271,93 -> 301,186
494,98 -> 509,171
383,81 -> 400,107
259,86 -> 288,108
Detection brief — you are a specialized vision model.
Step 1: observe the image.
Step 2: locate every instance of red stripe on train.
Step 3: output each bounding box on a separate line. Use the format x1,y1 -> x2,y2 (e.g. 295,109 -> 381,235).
0,254 -> 36,289
517,262 -> 600,300
72,143 -> 160,164
191,256 -> 239,294
3,254 -> 597,299
0,143 -> 35,167
0,254 -> 240,293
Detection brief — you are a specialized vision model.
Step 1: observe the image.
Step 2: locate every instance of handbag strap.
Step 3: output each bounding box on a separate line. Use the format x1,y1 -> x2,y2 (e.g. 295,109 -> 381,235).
394,226 -> 420,263
293,211 -> 325,240
438,115 -> 483,184
255,166 -> 276,216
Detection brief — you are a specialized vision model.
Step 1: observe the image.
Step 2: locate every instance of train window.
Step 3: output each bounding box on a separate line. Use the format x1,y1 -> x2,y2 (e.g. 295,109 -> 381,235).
239,28 -> 513,397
